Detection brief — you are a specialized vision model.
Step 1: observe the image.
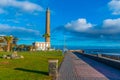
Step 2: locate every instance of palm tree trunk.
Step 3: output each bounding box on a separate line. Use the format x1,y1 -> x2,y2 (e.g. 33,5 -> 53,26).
7,42 -> 10,52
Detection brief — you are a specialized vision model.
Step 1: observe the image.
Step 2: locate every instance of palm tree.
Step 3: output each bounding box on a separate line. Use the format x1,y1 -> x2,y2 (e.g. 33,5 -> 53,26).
27,45 -> 33,51
4,35 -> 13,52
42,33 -> 50,38
13,37 -> 18,45
11,43 -> 17,51
18,44 -> 25,51
0,44 -> 2,51
12,37 -> 18,51
43,33 -> 50,50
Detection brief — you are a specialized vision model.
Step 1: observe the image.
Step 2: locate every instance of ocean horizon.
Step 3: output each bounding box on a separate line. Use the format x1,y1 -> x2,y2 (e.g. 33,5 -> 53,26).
52,45 -> 120,55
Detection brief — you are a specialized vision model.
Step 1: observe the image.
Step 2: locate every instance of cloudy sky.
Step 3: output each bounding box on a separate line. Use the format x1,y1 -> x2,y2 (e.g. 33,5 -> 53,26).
1,0 -> 120,48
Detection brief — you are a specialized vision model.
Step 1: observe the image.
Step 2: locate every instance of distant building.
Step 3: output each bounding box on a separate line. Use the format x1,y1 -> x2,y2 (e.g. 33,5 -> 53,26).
33,8 -> 51,51
0,35 -> 6,51
33,42 -> 50,51
0,35 -> 16,46
0,35 -> 7,47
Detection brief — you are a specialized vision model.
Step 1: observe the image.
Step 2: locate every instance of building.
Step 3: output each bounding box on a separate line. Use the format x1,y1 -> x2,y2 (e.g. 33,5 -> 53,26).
33,42 -> 50,51
0,35 -> 7,46
33,8 -> 51,50
0,35 -> 6,51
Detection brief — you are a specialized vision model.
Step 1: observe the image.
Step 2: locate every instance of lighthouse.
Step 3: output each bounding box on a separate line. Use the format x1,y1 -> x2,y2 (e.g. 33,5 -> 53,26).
45,8 -> 50,43
45,8 -> 51,48
33,8 -> 51,50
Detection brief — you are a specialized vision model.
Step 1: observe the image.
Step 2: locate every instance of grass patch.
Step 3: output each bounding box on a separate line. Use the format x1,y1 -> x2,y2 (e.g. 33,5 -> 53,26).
0,51 -> 63,80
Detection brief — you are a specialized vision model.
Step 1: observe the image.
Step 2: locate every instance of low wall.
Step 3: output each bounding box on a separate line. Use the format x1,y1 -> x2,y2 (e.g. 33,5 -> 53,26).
76,52 -> 120,70
102,54 -> 120,60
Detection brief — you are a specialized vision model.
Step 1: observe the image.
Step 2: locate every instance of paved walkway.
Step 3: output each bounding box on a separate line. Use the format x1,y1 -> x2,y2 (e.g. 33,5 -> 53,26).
56,52 -> 120,80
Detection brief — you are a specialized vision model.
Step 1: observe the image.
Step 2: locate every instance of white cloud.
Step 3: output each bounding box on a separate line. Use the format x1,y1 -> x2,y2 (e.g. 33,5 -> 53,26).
102,18 -> 120,34
6,19 -> 19,23
0,24 -> 40,37
0,0 -> 43,12
55,18 -> 120,40
108,0 -> 120,15
65,18 -> 93,32
103,18 -> 120,29
64,18 -> 120,34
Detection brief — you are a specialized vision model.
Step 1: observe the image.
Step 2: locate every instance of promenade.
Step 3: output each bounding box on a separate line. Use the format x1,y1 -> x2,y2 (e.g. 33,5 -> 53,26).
56,52 -> 120,80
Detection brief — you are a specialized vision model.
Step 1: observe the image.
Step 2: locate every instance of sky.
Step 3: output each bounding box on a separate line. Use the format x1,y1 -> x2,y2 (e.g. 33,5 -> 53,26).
1,0 -> 120,49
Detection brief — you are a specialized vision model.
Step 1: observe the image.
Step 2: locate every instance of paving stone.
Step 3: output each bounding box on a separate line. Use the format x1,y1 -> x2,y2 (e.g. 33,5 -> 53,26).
56,52 -> 120,80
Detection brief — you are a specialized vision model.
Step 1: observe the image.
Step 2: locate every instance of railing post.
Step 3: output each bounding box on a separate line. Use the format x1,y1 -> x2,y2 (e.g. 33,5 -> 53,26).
97,53 -> 102,57
48,59 -> 58,79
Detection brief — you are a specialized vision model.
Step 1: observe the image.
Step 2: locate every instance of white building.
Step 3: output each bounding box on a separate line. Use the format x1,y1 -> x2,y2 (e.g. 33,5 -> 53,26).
0,35 -> 7,46
0,35 -> 6,51
33,42 -> 50,51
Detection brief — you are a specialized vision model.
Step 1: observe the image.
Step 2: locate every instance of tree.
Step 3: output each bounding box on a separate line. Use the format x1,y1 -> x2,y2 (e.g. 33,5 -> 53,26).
42,33 -> 50,38
11,43 -> 17,51
0,38 -> 4,43
13,37 -> 18,45
0,38 -> 4,51
4,36 -> 13,52
27,45 -> 33,51
17,44 -> 25,51
11,37 -> 18,51
0,44 -> 3,51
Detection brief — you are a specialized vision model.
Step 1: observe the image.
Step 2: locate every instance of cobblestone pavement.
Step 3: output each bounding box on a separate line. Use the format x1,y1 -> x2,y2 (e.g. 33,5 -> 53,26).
56,52 -> 120,80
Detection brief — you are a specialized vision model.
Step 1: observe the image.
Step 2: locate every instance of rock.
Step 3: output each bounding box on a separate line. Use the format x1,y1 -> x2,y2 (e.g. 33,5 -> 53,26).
3,55 -> 7,59
20,55 -> 24,59
2,52 -> 24,59
11,54 -> 15,59
6,56 -> 11,59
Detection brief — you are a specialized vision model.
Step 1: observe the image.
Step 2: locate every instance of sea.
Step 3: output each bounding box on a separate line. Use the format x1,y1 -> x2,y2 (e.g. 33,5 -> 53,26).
52,45 -> 120,56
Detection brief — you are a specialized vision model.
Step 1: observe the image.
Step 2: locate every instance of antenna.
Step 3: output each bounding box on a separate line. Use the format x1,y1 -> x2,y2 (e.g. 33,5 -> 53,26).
63,35 -> 68,53
64,35 -> 66,49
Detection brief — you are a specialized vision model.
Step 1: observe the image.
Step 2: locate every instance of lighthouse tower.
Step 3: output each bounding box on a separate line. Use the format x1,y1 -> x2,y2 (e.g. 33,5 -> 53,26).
32,8 -> 51,51
45,8 -> 50,48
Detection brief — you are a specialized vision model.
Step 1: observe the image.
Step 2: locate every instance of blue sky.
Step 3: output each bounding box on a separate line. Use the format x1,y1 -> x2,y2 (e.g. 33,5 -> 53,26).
1,0 -> 120,48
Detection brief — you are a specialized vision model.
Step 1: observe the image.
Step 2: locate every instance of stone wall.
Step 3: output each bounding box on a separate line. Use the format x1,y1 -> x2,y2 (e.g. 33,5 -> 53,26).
76,52 -> 120,70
